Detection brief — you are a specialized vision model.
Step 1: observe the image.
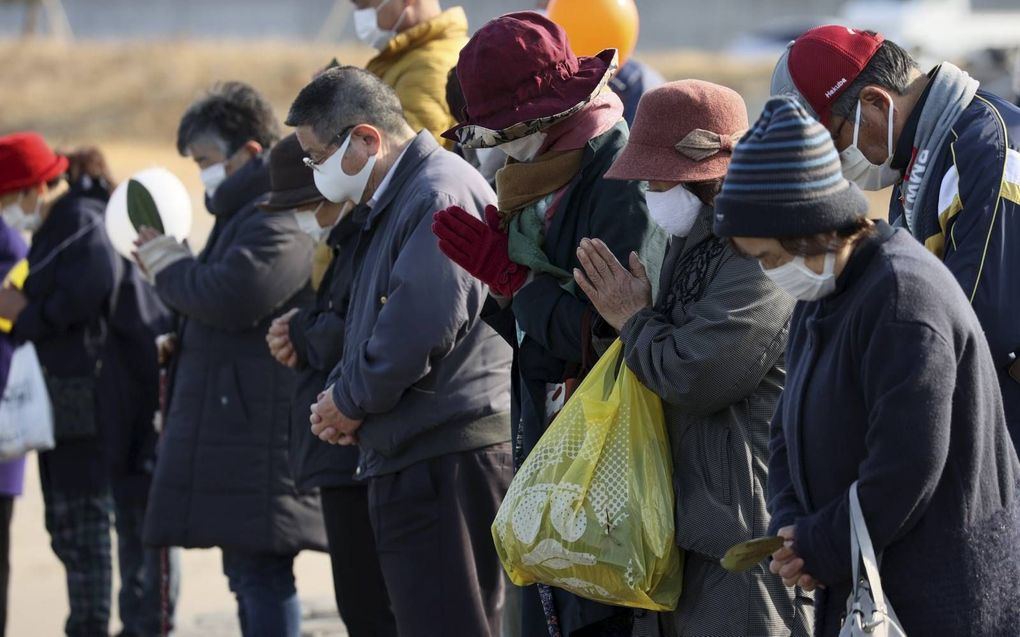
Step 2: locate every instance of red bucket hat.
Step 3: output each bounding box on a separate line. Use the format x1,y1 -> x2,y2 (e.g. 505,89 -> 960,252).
605,80 -> 748,183
0,132 -> 69,197
443,11 -> 617,148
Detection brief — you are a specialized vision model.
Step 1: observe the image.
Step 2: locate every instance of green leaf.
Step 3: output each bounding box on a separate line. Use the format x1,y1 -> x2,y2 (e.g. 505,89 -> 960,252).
720,536 -> 785,572
126,179 -> 164,234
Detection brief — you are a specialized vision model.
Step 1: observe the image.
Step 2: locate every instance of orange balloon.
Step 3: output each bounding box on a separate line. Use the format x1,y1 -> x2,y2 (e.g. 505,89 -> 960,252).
547,0 -> 640,66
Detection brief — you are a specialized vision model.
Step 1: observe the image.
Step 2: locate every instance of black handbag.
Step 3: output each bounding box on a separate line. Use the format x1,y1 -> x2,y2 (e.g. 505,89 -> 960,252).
44,371 -> 99,443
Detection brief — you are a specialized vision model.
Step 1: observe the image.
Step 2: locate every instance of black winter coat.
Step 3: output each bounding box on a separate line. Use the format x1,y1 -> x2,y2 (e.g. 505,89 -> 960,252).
768,223 -> 1020,636
15,193 -> 119,494
99,257 -> 173,505
287,215 -> 362,489
15,193 -> 117,378
143,156 -> 325,554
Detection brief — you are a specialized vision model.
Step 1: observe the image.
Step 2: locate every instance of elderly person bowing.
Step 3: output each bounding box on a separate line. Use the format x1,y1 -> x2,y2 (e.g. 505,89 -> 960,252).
716,96 -> 1020,636
433,12 -> 665,636
291,67 -> 513,637
136,82 -> 323,637
574,81 -> 810,637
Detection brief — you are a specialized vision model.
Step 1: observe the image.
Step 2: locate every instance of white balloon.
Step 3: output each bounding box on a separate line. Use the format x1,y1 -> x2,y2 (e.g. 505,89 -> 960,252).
105,167 -> 192,259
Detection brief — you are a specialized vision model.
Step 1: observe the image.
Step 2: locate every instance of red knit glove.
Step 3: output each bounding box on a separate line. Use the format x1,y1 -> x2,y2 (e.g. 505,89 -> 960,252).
432,205 -> 529,297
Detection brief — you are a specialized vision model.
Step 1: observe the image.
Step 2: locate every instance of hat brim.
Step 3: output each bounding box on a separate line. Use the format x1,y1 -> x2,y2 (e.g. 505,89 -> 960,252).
604,139 -> 733,183
0,154 -> 69,197
257,185 -> 324,212
713,182 -> 870,238
444,49 -> 618,149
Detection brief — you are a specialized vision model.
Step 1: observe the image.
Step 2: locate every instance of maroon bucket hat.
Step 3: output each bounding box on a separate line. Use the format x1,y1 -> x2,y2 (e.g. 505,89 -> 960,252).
443,11 -> 617,149
605,80 -> 749,183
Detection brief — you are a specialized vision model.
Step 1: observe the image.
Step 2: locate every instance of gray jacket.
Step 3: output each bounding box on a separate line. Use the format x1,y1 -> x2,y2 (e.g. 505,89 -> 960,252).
618,208 -> 809,635
328,132 -> 513,478
144,157 -> 325,554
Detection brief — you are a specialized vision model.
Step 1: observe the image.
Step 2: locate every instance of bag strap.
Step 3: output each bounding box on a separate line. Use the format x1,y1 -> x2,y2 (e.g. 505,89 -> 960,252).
849,482 -> 890,615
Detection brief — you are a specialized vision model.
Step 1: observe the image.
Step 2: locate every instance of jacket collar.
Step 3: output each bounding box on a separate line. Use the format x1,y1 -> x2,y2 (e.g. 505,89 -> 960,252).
360,131 -> 442,229
827,220 -> 896,301
207,153 -> 271,219
891,66 -> 938,173
369,7 -> 467,66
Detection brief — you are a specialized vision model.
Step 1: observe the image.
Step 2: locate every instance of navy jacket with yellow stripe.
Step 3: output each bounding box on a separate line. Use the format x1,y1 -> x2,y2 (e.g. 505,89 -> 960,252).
889,89 -> 1020,442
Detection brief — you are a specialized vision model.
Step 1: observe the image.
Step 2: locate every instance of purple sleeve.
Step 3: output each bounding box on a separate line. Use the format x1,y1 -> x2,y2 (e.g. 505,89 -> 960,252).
0,458 -> 26,497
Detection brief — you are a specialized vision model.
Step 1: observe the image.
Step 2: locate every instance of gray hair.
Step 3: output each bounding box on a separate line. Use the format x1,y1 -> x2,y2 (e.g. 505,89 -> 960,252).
285,67 -> 412,145
176,81 -> 280,156
831,37 -> 919,120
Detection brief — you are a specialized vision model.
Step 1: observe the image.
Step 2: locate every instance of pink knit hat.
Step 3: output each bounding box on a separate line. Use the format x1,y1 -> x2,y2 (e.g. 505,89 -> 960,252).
605,80 -> 748,183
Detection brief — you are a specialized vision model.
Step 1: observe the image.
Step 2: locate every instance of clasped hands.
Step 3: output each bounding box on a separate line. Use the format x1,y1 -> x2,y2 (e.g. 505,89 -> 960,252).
309,384 -> 362,446
266,308 -> 299,368
432,204 -> 528,297
432,205 -> 652,332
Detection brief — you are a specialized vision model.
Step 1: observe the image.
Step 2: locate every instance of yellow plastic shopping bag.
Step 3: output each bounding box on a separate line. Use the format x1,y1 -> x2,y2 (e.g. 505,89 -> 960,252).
492,339 -> 683,611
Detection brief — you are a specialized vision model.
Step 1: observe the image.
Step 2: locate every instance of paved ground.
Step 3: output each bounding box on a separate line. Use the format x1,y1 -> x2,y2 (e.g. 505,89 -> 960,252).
9,454 -> 347,636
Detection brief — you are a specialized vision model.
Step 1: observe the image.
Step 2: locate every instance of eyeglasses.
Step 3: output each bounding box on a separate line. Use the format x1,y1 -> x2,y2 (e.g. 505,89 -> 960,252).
302,125 -> 355,169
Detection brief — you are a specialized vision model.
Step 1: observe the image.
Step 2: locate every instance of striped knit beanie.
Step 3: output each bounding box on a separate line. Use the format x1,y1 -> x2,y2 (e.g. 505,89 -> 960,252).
713,95 -> 868,238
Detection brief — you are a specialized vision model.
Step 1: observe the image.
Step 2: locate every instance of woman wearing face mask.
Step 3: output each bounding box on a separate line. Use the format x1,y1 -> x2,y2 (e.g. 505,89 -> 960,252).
716,96 -> 1020,636
434,14 -> 665,635
0,132 -> 123,636
574,81 -> 810,636
260,134 -> 397,636
136,83 -> 323,637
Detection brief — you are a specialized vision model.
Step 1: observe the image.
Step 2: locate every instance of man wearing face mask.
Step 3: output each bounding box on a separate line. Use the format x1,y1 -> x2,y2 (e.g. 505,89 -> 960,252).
772,25 -> 1020,447
433,13 -> 665,636
288,66 -> 514,637
136,82 -> 324,637
0,132 -> 123,637
353,0 -> 467,148
572,81 -> 808,636
261,134 -> 397,636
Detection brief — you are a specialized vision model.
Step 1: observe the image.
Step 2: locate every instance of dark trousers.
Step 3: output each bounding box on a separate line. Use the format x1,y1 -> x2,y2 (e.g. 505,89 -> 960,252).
39,443 -> 113,637
0,496 -> 12,637
221,551 -> 300,637
111,489 -> 180,637
320,485 -> 396,637
367,443 -> 513,637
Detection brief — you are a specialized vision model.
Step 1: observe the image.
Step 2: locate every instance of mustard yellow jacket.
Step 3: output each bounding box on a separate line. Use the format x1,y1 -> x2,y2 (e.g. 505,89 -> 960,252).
366,7 -> 468,148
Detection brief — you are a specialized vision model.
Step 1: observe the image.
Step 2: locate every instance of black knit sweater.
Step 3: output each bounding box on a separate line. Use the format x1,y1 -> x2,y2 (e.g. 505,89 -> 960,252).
768,222 -> 1020,636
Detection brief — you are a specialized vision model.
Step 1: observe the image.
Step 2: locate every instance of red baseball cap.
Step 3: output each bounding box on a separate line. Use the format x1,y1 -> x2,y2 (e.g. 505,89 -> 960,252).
0,132 -> 69,197
770,25 -> 884,125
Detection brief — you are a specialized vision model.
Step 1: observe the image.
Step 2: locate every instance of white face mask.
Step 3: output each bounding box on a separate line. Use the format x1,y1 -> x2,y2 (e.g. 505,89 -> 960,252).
499,131 -> 548,163
839,97 -> 900,191
761,253 -> 837,302
293,209 -> 328,242
645,184 -> 703,237
354,0 -> 407,50
200,162 -> 228,198
1,196 -> 42,233
310,134 -> 378,206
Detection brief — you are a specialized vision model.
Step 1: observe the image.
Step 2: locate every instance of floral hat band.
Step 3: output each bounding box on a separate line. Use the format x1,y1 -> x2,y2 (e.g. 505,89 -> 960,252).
449,46 -> 619,150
